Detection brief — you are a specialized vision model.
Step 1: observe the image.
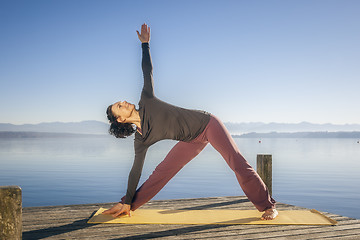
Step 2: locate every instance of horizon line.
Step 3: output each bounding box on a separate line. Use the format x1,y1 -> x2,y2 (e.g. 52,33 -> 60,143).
1,120 -> 360,126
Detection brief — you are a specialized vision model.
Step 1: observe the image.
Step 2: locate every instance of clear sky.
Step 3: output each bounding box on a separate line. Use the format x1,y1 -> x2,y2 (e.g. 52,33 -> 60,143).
1,0 -> 359,124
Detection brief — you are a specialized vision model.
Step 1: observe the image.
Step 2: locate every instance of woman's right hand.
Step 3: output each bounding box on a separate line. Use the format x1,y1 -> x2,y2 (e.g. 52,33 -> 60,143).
137,23 -> 150,43
102,202 -> 131,217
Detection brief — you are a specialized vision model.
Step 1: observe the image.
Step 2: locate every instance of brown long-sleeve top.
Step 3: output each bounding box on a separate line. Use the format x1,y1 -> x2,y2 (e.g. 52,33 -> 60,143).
124,43 -> 210,205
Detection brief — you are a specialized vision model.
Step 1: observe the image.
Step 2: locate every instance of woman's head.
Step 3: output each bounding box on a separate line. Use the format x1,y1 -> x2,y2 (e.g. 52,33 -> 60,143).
106,101 -> 136,138
110,101 -> 136,123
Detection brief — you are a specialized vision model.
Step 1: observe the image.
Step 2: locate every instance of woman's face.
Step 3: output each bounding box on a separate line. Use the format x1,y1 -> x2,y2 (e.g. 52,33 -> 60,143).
111,101 -> 135,123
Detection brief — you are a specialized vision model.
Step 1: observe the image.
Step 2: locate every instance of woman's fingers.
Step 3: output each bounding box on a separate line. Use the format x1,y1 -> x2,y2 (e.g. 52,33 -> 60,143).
142,23 -> 150,34
112,210 -> 123,218
112,204 -> 131,218
102,205 -> 117,214
136,30 -> 141,40
102,208 -> 115,214
102,209 -> 110,214
142,23 -> 147,33
102,203 -> 123,215
103,203 -> 131,218
112,209 -> 130,218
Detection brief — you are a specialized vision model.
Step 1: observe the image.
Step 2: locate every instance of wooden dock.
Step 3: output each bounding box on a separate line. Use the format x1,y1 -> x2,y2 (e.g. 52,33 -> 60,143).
22,196 -> 360,239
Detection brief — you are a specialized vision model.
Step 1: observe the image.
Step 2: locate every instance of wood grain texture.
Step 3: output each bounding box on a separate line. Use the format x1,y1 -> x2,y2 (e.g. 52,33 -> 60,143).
23,196 -> 360,240
0,186 -> 22,240
257,154 -> 272,196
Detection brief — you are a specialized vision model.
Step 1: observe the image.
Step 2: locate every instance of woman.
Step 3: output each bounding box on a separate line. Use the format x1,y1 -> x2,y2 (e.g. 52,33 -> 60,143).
103,24 -> 278,220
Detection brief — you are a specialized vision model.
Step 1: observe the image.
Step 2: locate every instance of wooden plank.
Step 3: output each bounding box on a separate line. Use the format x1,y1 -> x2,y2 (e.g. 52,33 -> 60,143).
0,186 -> 22,240
257,154 -> 272,195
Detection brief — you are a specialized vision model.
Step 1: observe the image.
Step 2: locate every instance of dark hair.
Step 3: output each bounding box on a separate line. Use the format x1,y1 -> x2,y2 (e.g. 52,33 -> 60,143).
106,105 -> 136,138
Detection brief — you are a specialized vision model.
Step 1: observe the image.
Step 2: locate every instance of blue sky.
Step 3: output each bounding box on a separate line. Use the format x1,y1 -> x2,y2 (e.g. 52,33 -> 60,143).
1,0 -> 359,124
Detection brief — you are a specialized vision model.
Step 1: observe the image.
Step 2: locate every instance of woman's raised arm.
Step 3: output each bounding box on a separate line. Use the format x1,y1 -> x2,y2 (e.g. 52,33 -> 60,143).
137,24 -> 154,98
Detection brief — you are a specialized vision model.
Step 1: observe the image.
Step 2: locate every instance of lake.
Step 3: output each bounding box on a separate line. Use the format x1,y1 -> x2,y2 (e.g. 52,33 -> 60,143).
0,136 -> 359,219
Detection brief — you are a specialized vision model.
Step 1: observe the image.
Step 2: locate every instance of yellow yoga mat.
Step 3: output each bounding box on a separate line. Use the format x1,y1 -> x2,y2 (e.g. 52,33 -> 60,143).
87,208 -> 337,225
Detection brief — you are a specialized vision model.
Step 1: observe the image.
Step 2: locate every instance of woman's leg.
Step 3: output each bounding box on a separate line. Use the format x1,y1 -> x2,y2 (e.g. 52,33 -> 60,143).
123,140 -> 208,211
204,115 -> 276,211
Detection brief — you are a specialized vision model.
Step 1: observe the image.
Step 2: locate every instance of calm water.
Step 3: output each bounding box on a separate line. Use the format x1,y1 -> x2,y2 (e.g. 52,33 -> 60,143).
0,136 -> 359,219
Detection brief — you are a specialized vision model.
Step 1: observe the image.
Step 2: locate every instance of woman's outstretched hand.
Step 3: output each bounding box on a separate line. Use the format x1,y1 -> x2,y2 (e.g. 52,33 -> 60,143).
137,23 -> 150,43
102,202 -> 131,217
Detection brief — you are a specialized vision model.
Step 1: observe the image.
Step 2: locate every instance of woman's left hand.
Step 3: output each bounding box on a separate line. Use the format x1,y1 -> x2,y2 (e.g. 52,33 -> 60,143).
102,202 -> 132,217
136,23 -> 150,43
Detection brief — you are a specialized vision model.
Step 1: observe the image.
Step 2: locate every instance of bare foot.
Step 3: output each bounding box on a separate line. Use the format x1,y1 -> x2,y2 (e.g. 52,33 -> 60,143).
261,208 -> 278,220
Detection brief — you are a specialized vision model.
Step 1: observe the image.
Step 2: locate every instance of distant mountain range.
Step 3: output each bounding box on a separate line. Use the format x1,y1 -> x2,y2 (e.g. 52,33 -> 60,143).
0,131 -> 109,138
225,121 -> 360,134
234,131 -> 360,138
1,120 -> 360,137
0,121 -> 108,135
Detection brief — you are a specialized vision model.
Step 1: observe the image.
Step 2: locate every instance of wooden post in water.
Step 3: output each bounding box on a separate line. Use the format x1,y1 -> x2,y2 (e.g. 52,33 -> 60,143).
256,154 -> 272,196
0,186 -> 22,240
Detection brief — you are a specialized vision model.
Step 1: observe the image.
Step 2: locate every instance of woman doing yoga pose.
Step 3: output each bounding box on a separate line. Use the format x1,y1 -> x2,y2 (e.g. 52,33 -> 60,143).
103,24 -> 278,220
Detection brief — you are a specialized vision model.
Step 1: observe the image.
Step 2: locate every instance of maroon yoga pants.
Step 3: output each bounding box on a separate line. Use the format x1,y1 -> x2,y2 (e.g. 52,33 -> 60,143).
121,115 -> 276,212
